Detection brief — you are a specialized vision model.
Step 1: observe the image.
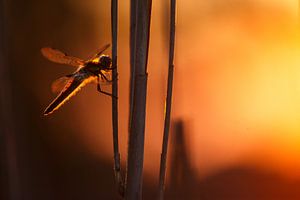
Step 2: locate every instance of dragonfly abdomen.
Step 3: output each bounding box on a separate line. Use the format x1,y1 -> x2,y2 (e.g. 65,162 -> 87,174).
44,75 -> 96,115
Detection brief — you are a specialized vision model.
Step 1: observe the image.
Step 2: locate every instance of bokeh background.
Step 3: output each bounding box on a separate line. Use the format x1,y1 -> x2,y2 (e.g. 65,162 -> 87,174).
1,0 -> 300,199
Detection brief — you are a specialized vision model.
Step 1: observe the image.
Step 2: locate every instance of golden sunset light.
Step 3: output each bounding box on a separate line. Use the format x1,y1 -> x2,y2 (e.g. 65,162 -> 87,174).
2,0 -> 300,199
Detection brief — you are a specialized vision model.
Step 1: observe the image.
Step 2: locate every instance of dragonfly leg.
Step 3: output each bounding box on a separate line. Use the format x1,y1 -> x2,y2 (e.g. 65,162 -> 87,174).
97,76 -> 117,99
99,71 -> 109,81
99,71 -> 113,83
101,70 -> 118,82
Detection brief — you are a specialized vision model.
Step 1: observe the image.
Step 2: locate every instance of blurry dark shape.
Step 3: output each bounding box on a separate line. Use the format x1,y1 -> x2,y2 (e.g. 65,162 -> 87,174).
41,44 -> 113,115
0,0 -> 21,199
110,0 -> 124,197
126,0 -> 152,199
166,120 -> 198,200
165,121 -> 300,200
158,0 -> 176,198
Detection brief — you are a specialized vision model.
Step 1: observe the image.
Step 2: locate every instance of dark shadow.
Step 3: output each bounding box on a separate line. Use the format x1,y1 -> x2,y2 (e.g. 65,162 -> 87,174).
0,1 -> 121,199
165,120 -> 300,200
165,120 -> 198,200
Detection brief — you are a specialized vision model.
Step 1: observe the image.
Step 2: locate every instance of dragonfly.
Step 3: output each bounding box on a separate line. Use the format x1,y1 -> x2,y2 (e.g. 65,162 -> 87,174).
41,44 -> 115,116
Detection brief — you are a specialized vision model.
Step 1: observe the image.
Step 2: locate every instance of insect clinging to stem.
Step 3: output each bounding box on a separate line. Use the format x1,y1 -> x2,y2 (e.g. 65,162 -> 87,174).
41,44 -> 116,115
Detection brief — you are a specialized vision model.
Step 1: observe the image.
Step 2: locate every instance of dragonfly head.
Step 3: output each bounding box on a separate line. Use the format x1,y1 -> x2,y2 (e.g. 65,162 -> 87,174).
99,55 -> 112,69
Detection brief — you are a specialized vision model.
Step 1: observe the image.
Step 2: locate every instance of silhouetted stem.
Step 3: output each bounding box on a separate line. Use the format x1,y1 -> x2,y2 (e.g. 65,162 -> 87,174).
111,0 -> 124,197
125,0 -> 152,199
158,0 -> 176,199
129,0 -> 137,131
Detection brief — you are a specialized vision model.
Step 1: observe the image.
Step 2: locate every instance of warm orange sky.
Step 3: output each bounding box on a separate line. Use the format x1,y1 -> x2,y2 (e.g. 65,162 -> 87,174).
40,0 -> 300,182
172,0 -> 300,179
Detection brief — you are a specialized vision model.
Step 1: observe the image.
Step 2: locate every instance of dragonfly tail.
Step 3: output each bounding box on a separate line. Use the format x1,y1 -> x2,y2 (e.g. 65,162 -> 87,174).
44,76 -> 96,115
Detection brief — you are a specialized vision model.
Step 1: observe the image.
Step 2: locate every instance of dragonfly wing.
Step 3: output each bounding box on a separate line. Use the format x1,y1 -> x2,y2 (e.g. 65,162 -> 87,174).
87,44 -> 110,62
44,74 -> 96,115
41,47 -> 85,67
51,76 -> 71,93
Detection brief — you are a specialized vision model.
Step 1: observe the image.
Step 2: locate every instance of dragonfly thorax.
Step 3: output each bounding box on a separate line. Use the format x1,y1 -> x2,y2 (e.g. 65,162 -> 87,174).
99,55 -> 112,70
84,55 -> 111,74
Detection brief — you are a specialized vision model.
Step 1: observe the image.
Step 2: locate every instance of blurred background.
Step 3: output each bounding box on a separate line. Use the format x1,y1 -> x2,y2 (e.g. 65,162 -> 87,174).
1,0 -> 300,199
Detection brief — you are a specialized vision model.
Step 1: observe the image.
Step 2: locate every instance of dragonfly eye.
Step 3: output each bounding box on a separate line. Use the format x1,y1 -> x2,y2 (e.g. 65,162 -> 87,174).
100,55 -> 112,68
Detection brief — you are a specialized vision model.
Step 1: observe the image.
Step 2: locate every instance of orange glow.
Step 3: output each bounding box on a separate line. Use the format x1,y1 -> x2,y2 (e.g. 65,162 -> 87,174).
173,1 -> 300,179
44,0 -> 300,182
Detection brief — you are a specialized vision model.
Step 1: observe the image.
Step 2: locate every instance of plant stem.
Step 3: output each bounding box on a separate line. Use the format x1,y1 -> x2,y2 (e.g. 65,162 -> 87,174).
111,0 -> 124,197
126,0 -> 152,199
129,0 -> 137,131
158,0 -> 176,199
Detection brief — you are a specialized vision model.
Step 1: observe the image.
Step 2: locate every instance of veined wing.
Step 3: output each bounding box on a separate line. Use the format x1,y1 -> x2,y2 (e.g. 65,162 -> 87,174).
87,44 -> 110,62
44,73 -> 96,115
51,72 -> 111,94
41,47 -> 85,67
51,76 -> 71,93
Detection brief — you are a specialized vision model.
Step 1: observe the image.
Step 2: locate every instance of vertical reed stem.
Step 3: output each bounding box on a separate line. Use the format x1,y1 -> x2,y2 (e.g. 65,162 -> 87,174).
125,0 -> 152,199
158,0 -> 176,199
129,0 -> 137,130
111,0 -> 124,197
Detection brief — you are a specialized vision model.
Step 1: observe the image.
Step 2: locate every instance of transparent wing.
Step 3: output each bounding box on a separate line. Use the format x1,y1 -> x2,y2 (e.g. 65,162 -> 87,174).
41,47 -> 85,67
44,71 -> 114,115
87,44 -> 110,62
51,76 -> 72,93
